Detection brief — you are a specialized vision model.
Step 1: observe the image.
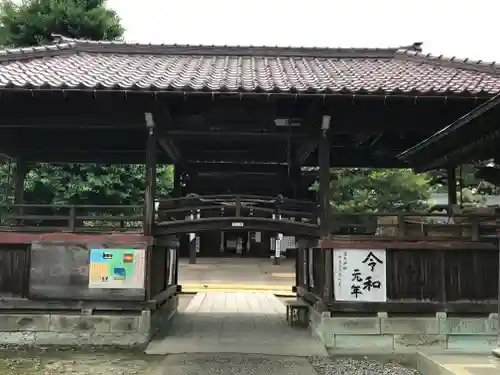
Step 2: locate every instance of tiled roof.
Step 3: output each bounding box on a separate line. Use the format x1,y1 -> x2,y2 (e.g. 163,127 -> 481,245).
0,35 -> 499,95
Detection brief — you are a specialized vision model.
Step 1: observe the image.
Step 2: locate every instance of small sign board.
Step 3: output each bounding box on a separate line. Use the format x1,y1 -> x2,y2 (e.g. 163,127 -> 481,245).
89,248 -> 146,289
333,249 -> 387,302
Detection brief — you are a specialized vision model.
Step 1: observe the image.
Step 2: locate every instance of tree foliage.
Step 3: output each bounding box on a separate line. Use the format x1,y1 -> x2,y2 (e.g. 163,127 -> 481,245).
0,0 -> 175,207
0,162 -> 174,205
311,169 -> 432,213
0,0 -> 123,46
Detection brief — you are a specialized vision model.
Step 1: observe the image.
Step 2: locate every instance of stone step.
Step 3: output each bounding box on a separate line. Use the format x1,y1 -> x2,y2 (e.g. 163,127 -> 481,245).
418,353 -> 500,375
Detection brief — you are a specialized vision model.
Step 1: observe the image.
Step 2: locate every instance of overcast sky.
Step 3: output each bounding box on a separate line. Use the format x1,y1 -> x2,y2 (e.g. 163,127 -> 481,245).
107,0 -> 498,62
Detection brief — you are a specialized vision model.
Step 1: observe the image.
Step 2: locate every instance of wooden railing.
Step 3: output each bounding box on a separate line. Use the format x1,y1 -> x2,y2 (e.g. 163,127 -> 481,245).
157,194 -> 318,222
1,198 -> 498,241
0,204 -> 144,232
328,212 -> 499,240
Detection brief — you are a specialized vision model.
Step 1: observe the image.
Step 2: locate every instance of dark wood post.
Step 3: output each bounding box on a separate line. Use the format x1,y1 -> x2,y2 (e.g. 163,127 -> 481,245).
144,113 -> 157,300
143,113 -> 157,237
173,165 -> 182,198
319,115 -> 333,302
497,238 -> 500,346
13,158 -> 28,217
68,205 -> 76,232
189,228 -> 197,264
447,167 -> 457,207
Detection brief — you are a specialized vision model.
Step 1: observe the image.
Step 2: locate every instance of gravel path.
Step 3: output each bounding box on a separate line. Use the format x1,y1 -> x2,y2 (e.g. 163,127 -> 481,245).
0,351 -> 420,375
0,349 -> 165,375
309,356 -> 420,375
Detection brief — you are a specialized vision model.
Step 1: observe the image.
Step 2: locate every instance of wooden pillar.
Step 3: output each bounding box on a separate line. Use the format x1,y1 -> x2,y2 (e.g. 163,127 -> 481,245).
496,239 -> 500,350
189,209 -> 200,264
447,167 -> 457,207
189,231 -> 197,264
13,158 -> 29,218
318,117 -> 331,237
173,165 -> 182,198
143,113 -> 157,301
13,158 -> 28,204
319,115 -> 333,303
143,113 -> 157,237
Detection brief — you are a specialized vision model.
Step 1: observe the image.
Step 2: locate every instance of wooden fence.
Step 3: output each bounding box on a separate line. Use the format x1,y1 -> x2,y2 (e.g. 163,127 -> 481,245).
0,241 -> 178,311
296,246 -> 500,314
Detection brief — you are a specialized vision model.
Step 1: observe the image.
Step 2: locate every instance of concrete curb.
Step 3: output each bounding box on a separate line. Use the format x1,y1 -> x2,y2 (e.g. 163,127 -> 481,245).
181,284 -> 292,291
180,288 -> 296,297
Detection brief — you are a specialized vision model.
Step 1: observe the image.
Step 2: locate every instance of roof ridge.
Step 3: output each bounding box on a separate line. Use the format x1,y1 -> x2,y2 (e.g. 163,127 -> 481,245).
395,48 -> 500,75
0,42 -> 76,62
48,34 -> 421,58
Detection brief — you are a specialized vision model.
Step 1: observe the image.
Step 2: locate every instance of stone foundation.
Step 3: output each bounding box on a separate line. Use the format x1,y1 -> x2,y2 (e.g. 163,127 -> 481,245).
0,295 -> 178,347
310,308 -> 499,353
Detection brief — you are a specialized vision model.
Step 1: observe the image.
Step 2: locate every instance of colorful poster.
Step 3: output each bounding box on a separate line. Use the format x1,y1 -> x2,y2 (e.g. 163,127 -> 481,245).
88,248 -> 145,289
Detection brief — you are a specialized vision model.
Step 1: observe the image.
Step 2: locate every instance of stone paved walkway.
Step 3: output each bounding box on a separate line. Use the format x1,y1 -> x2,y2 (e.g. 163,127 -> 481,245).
146,292 -> 327,357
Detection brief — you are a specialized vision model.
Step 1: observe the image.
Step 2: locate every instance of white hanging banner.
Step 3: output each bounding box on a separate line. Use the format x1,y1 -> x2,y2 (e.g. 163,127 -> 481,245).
308,249 -> 314,287
167,248 -> 176,285
333,249 -> 387,302
255,232 -> 261,243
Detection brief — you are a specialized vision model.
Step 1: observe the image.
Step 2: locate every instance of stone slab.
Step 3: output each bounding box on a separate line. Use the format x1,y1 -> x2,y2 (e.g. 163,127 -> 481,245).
382,317 -> 438,334
0,331 -> 36,345
394,334 -> 446,350
109,316 -> 139,332
441,318 -> 496,335
0,314 -> 50,331
333,334 -> 394,350
324,317 -> 381,334
447,335 -> 498,351
49,315 -> 111,332
90,332 -> 149,346
35,332 -> 91,346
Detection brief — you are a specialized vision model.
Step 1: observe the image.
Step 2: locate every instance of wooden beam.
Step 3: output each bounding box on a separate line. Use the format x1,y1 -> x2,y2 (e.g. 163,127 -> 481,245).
398,93 -> 500,161
184,162 -> 288,174
296,141 -> 318,166
296,287 -> 497,314
317,236 -> 497,250
157,136 -> 181,163
0,232 -> 152,244
167,130 -> 316,140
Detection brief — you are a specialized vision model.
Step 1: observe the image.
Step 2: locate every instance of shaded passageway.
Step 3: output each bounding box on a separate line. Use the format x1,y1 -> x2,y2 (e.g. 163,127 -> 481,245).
178,257 -> 296,293
146,292 -> 327,356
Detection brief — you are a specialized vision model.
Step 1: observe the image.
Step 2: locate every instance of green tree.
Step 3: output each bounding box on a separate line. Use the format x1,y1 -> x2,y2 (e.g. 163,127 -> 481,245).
0,0 -> 123,46
311,169 -> 432,213
0,0 -> 174,208
429,164 -> 492,205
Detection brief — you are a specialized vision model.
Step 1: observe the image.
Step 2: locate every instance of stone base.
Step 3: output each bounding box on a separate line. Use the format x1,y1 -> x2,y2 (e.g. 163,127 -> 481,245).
0,295 -> 178,348
309,307 -> 498,353
493,347 -> 500,359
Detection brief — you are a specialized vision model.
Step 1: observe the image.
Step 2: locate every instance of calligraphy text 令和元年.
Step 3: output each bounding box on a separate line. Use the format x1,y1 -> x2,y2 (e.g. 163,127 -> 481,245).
350,251 -> 384,298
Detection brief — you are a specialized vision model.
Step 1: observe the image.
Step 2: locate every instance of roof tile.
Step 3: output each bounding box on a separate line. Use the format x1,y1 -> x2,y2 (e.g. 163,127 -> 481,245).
0,37 -> 498,95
